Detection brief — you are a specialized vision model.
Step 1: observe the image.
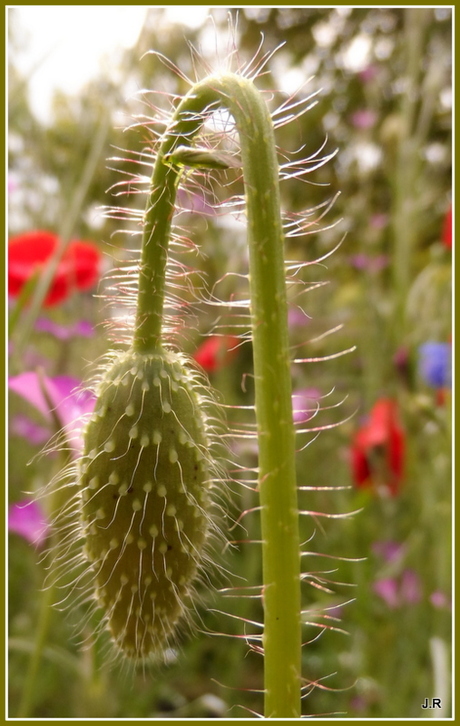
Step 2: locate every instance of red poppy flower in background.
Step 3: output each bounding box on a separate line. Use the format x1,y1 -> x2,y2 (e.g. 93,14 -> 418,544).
351,398 -> 405,496
442,205 -> 452,249
193,335 -> 240,373
8,230 -> 101,306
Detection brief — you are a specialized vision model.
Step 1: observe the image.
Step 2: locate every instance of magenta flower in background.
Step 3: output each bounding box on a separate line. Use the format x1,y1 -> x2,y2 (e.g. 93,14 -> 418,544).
10,414 -> 50,445
35,317 -> 94,340
400,568 -> 422,605
9,372 -> 96,454
373,569 -> 422,609
292,388 -> 321,424
350,109 -> 378,129
8,499 -> 49,548
373,578 -> 399,609
370,213 -> 389,229
288,306 -> 311,328
372,540 -> 405,563
430,591 -> 451,610
349,254 -> 389,273
359,65 -> 379,83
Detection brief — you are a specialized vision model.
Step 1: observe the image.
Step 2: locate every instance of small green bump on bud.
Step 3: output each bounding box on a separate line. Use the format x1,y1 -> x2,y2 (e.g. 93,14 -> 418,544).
132,499 -> 142,512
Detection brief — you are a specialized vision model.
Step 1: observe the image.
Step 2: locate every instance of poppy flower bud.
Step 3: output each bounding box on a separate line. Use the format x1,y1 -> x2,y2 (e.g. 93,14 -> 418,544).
79,347 -> 216,659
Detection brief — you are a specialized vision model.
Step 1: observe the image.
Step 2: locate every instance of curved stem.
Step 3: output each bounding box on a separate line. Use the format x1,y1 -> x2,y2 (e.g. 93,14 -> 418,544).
135,73 -> 301,718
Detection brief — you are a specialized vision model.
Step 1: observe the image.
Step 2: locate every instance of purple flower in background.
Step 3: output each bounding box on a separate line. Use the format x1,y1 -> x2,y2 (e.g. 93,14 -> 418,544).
372,540 -> 405,563
418,342 -> 451,388
350,109 -> 378,129
9,372 -> 96,454
373,578 -> 399,609
288,306 -> 311,328
359,65 -> 379,83
292,388 -> 321,424
10,414 -> 50,445
349,254 -> 389,273
373,568 -> 422,609
9,499 -> 50,548
35,317 -> 94,340
400,569 -> 422,605
370,213 -> 389,229
430,591 -> 451,610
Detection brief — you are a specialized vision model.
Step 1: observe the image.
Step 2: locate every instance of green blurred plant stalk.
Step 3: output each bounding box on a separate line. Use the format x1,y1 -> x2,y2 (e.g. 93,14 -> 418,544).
134,73 -> 302,718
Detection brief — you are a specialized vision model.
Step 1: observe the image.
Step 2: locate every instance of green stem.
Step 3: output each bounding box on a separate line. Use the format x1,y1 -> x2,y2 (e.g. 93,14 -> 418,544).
134,74 -> 301,718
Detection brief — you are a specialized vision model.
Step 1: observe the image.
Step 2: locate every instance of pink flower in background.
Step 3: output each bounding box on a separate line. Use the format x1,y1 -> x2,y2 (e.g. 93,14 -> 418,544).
430,591 -> 451,610
350,109 -> 378,129
349,254 -> 388,273
288,307 -> 311,328
35,317 -> 94,340
8,499 -> 50,548
372,540 -> 405,563
399,569 -> 422,605
10,414 -> 50,445
370,213 -> 389,229
359,65 -> 379,83
8,372 -> 96,454
373,578 -> 399,609
373,569 -> 422,609
292,388 -> 321,424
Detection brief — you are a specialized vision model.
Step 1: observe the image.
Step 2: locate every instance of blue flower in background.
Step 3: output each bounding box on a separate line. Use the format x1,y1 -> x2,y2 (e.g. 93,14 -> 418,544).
418,342 -> 451,388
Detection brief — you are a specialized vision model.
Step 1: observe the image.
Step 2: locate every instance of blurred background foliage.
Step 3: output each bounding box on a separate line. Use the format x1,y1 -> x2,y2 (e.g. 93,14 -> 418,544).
8,7 -> 452,719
